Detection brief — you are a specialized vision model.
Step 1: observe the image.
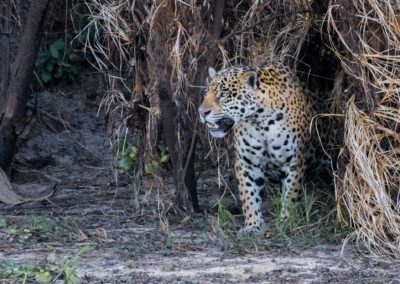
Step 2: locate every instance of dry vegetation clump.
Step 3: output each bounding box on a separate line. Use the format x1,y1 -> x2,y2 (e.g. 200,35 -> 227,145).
76,0 -> 399,256
326,1 -> 400,256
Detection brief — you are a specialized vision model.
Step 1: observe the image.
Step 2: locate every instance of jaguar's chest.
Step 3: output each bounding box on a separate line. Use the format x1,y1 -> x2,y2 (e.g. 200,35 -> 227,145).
234,120 -> 298,168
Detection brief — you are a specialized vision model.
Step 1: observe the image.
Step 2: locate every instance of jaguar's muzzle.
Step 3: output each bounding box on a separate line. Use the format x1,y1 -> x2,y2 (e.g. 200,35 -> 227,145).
206,117 -> 235,138
216,117 -> 235,132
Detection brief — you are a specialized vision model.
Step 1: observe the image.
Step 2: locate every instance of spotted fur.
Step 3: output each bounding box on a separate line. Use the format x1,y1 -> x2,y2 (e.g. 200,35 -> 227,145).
199,62 -> 334,238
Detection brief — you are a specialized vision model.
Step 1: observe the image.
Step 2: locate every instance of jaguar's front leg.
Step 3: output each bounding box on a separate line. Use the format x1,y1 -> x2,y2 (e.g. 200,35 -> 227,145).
280,155 -> 306,220
235,158 -> 266,239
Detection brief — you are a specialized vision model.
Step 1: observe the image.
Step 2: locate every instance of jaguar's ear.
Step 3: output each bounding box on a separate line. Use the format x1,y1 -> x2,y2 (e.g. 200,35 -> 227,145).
244,70 -> 258,89
208,67 -> 217,78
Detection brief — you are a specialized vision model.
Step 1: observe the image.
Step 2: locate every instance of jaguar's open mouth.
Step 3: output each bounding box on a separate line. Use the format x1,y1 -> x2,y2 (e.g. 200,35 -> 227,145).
206,122 -> 218,129
206,117 -> 234,138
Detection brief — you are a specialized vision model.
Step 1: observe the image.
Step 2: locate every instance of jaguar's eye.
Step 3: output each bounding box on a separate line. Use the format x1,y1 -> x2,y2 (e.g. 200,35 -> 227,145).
217,94 -> 225,101
217,92 -> 228,100
217,86 -> 228,99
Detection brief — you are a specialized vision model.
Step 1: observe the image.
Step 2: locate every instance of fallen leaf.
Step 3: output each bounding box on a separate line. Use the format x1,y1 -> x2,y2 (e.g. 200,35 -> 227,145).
95,228 -> 108,239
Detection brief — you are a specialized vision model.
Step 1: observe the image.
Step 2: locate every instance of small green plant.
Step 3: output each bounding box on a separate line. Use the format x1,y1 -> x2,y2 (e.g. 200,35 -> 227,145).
0,217 -> 6,227
144,140 -> 170,175
11,216 -> 58,242
8,225 -> 32,242
272,186 -> 322,245
35,38 -> 81,84
30,215 -> 56,235
60,259 -> 79,284
0,260 -> 15,280
0,231 -> 90,283
114,138 -> 170,174
127,171 -> 142,211
157,140 -> 170,165
0,244 -> 91,284
61,243 -> 92,284
271,185 -> 349,247
114,139 -> 138,172
144,159 -> 159,175
217,200 -> 234,235
5,216 -> 61,243
318,211 -> 350,243
0,260 -> 56,283
162,233 -> 175,253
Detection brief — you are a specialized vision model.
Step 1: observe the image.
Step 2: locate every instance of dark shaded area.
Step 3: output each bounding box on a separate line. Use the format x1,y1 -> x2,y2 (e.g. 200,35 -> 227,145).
0,0 -> 53,170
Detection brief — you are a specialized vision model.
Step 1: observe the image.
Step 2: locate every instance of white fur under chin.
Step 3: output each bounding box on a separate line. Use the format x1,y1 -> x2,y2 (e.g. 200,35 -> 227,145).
209,130 -> 226,138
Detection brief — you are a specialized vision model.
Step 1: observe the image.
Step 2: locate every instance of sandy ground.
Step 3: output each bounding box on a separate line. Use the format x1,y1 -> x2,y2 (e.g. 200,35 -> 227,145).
1,75 -> 399,283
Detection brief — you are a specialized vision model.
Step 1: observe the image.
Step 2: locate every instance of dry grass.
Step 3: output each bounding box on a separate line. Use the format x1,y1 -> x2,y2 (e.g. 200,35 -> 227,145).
338,100 -> 400,255
75,0 -> 400,257
326,1 -> 400,256
0,0 -> 21,27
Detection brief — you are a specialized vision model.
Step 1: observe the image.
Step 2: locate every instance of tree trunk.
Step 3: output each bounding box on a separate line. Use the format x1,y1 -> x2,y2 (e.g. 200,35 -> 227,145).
0,0 -> 52,170
183,0 -> 226,211
146,2 -> 196,211
145,0 -> 226,213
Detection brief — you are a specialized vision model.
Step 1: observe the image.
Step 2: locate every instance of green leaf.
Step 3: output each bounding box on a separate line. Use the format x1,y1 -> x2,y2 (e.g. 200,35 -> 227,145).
35,271 -> 52,283
54,69 -> 63,79
40,71 -> 52,83
61,61 -> 72,67
144,160 -> 159,174
0,217 -> 6,227
0,260 -> 14,278
49,45 -> 60,59
9,227 -> 18,234
17,265 -> 32,277
52,39 -> 65,50
128,146 -> 138,159
45,63 -> 54,72
118,157 -> 133,171
160,154 -> 169,164
114,140 -> 129,157
69,53 -> 79,62
35,56 -> 48,67
0,271 -> 12,278
157,142 -> 167,154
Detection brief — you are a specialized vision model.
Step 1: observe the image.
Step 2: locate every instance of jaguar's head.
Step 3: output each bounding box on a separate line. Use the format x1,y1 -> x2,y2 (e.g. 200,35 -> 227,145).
199,66 -> 259,138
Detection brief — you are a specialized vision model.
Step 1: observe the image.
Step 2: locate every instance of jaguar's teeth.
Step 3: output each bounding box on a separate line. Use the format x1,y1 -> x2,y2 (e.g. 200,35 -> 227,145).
207,122 -> 218,128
